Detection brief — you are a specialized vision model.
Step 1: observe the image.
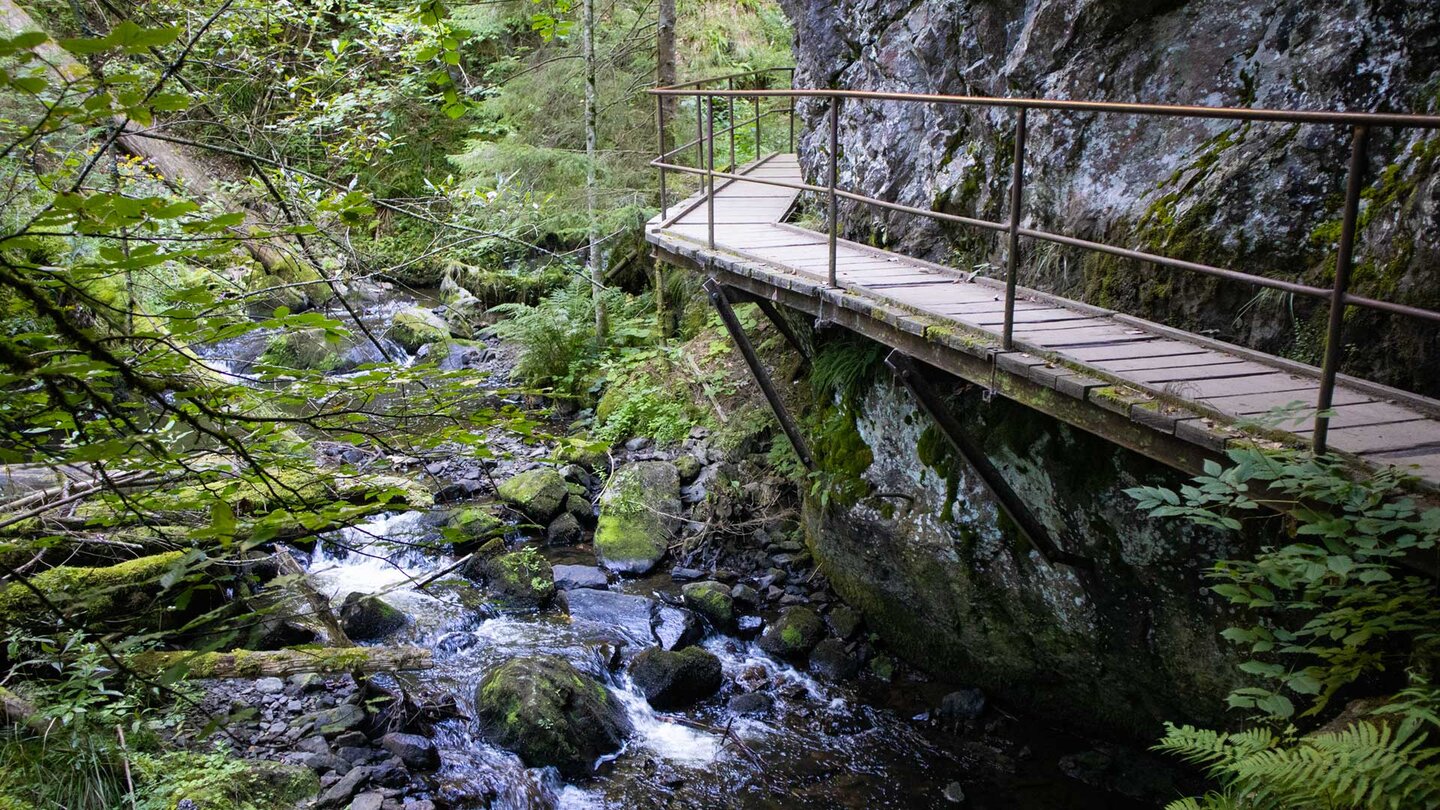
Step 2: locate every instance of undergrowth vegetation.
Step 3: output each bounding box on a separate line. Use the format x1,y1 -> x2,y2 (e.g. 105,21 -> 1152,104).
1130,450 -> 1440,809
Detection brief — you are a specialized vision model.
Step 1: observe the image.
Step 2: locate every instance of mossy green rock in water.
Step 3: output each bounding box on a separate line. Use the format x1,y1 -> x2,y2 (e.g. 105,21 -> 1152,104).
758,606 -> 824,659
680,580 -> 734,628
497,468 -> 569,523
465,548 -> 555,611
446,506 -> 507,543
388,306 -> 451,351
595,461 -> 680,575
475,655 -> 630,776
628,646 -> 723,709
338,592 -> 407,640
258,328 -> 342,372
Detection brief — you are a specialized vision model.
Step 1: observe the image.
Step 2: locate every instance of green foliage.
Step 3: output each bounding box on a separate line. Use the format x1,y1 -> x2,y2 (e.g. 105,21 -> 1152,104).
489,276 -> 609,398
809,333 -> 887,408
1128,450 -> 1440,718
1131,449 -> 1440,809
594,377 -> 695,446
1156,717 -> 1440,810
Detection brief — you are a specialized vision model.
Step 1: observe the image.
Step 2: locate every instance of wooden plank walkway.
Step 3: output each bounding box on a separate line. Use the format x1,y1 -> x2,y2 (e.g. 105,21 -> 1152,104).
647,155 -> 1440,488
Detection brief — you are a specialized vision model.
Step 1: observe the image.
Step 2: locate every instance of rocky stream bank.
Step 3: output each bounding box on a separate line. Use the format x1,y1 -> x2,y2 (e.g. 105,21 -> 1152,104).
168,286 -> 1188,809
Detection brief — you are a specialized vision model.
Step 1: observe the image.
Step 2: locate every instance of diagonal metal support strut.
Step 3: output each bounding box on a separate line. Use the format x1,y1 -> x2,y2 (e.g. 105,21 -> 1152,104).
885,350 -> 1089,569
705,278 -> 816,470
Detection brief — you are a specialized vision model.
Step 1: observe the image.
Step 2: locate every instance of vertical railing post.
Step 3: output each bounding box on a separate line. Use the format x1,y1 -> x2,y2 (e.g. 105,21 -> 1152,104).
755,85 -> 763,161
655,93 -> 667,216
788,68 -> 796,153
706,95 -> 716,249
727,77 -> 736,171
1002,107 -> 1029,351
1313,124 -> 1369,454
695,91 -> 704,175
827,95 -> 840,288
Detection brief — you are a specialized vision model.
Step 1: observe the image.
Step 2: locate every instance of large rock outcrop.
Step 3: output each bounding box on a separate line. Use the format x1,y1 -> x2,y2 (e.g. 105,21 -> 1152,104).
781,0 -> 1440,395
802,376 -> 1257,740
474,655 -> 630,775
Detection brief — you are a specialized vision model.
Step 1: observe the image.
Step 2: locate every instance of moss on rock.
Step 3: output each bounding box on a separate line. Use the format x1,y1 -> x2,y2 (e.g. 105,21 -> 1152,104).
628,645 -> 723,709
680,580 -> 734,628
497,468 -> 569,523
388,306 -> 451,352
257,328 -> 342,372
446,506 -> 507,544
594,461 -> 679,575
758,606 -> 824,659
474,655 -> 630,776
464,547 -> 555,611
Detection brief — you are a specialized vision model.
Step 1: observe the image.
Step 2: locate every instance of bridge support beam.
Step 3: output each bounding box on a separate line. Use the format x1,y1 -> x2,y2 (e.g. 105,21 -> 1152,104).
705,278 -> 816,470
719,286 -> 812,366
885,350 -> 1089,569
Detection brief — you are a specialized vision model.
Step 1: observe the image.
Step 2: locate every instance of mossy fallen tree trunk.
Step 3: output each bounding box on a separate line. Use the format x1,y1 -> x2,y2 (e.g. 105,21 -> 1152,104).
126,646 -> 433,678
0,551 -> 194,630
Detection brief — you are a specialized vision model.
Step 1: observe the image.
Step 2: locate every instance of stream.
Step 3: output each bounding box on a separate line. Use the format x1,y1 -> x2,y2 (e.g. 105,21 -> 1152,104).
196,288 -> 1165,809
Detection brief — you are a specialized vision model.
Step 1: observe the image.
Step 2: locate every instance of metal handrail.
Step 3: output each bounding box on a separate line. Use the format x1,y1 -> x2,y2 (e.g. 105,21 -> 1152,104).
649,74 -> 1440,453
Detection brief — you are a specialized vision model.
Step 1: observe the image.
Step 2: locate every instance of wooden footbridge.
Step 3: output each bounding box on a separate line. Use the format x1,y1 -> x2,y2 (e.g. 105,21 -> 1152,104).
646,70 -> 1440,494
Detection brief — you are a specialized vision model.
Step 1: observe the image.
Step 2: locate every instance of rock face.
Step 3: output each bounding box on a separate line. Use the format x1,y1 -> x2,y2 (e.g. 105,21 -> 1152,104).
628,646 -> 724,709
497,468 -> 569,524
803,377 -> 1251,739
474,656 -> 630,776
595,461 -> 681,575
782,0 -> 1440,395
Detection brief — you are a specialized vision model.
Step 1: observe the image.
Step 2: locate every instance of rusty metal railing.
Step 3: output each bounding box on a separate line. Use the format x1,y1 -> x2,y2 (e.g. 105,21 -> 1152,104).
649,72 -> 1440,454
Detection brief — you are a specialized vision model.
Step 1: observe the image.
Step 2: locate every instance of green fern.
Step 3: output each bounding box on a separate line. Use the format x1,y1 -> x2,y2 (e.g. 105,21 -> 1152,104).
1156,719 -> 1440,809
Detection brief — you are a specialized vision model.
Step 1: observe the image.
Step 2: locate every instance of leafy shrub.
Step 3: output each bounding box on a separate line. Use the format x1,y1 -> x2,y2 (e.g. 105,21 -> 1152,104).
1130,449 -> 1440,809
594,377 -> 695,446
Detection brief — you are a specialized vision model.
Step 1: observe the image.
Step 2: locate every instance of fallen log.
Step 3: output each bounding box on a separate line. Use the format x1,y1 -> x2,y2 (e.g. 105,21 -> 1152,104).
126,646 -> 433,678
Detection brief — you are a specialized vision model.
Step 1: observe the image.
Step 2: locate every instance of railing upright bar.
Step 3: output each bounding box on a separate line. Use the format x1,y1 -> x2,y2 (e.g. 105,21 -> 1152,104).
728,77 -> 736,171
656,94 -> 667,216
1003,108 -> 1028,351
788,68 -> 796,153
706,96 -> 716,249
1313,124 -> 1369,454
695,95 -> 704,175
756,86 -> 764,160
827,95 -> 841,288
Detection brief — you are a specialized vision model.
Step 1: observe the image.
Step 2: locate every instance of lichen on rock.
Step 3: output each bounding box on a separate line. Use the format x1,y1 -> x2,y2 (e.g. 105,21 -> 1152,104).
387,306 -> 451,352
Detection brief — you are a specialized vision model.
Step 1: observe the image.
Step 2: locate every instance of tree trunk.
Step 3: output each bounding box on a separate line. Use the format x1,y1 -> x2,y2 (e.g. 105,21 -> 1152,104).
125,646 -> 433,678
584,0 -> 607,341
656,0 -> 676,129
0,0 -> 297,276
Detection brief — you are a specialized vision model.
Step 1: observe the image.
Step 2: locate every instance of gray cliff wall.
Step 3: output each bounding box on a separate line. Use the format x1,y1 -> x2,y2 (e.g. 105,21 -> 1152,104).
802,372 -> 1265,740
779,0 -> 1440,394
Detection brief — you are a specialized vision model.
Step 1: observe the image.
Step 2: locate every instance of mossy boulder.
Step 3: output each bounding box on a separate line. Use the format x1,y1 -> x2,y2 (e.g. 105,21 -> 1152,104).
758,606 -> 825,660
680,581 -> 734,628
628,646 -> 723,710
464,547 -> 555,611
497,468 -> 569,524
134,753 -> 318,810
338,592 -> 407,640
446,506 -> 507,544
257,328 -> 343,372
474,655 -> 630,776
388,306 -> 451,351
594,461 -> 680,576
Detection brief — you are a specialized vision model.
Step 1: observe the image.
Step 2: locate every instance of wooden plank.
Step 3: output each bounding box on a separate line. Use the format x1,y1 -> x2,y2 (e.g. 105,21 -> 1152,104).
1020,327 -> 1156,347
1327,420 -> 1440,454
1087,351 -> 1230,372
964,308 -> 1092,326
1124,360 -> 1286,385
1061,340 -> 1220,362
1324,400 -> 1439,429
1198,387 -> 1371,417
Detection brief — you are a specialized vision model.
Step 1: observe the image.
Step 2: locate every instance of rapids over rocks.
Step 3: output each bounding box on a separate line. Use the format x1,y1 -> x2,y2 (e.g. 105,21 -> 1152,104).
191,286 -> 1173,809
